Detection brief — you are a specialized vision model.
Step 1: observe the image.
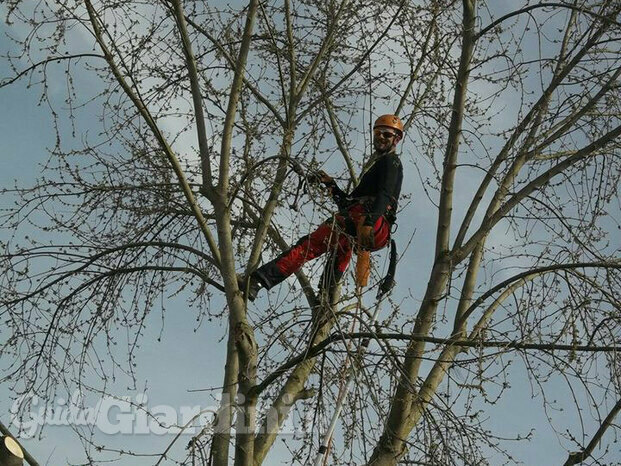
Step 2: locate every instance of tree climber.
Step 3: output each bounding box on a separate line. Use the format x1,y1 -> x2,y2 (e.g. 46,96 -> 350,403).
241,114 -> 404,302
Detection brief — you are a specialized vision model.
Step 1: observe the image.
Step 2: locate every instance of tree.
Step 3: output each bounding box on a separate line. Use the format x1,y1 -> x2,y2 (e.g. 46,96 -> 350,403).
1,0 -> 620,465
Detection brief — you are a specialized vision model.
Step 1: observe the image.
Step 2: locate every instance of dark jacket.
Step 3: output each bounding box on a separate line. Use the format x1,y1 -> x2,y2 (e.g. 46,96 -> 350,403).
331,151 -> 403,226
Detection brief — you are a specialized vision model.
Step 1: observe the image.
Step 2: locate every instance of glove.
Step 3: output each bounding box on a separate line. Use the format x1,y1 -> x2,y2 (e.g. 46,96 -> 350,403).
357,224 -> 375,250
315,170 -> 333,185
314,170 -> 335,195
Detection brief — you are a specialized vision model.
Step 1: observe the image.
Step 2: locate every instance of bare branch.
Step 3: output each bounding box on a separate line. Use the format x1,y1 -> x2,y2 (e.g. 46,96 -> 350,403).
0,54 -> 104,87
564,398 -> 621,466
476,2 -> 621,41
83,0 -> 222,267
170,0 -> 214,189
456,123 -> 621,262
455,261 -> 621,332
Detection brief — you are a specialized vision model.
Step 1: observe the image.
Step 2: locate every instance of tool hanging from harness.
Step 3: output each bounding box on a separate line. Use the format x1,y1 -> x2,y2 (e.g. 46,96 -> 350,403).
377,239 -> 397,298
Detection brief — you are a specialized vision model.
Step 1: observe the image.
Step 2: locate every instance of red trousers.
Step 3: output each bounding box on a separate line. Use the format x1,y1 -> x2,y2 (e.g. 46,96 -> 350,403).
255,203 -> 390,289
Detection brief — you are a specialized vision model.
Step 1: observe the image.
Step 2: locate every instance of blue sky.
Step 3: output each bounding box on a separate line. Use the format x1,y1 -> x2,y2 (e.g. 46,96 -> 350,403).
1,1 -> 620,465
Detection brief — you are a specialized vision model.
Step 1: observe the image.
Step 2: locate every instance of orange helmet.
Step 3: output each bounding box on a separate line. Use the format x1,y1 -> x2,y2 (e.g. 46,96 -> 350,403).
373,114 -> 404,136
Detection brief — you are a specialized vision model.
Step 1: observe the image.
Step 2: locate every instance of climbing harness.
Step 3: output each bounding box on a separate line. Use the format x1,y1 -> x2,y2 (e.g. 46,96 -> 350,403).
313,240 -> 397,466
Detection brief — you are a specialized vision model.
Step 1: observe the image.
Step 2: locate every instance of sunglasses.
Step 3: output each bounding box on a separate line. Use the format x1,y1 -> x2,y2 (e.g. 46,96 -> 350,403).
373,129 -> 398,139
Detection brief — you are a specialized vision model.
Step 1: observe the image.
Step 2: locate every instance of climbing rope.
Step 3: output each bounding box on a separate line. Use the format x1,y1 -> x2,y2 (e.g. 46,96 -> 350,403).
313,240 -> 397,466
318,290 -> 363,465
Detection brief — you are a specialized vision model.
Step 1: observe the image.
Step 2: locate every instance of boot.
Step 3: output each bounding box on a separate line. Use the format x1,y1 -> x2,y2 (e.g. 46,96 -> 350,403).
237,273 -> 264,302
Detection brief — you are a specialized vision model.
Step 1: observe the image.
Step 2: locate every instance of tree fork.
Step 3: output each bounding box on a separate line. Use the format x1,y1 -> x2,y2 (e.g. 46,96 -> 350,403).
210,0 -> 260,463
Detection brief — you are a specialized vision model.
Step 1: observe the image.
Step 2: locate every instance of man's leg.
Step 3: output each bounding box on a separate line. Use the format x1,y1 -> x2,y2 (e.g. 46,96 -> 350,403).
316,208 -> 390,295
241,209 -> 390,301
254,219 -> 344,290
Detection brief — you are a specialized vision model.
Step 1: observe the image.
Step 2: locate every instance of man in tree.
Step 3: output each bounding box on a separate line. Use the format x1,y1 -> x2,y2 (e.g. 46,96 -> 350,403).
241,114 -> 404,301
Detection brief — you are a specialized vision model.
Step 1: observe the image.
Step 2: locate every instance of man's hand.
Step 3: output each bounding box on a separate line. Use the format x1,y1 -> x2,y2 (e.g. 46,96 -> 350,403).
357,225 -> 375,250
316,170 -> 333,185
314,170 -> 335,195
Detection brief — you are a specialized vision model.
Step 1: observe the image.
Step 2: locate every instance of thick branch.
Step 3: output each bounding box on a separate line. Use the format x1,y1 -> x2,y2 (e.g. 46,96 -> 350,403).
253,297 -> 342,464
434,0 -> 476,258
284,0 -> 296,115
170,0 -> 214,189
219,0 -> 260,196
369,3 -> 477,463
564,398 -> 621,466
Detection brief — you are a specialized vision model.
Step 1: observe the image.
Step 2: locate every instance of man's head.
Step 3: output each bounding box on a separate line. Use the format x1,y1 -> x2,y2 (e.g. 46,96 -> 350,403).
373,114 -> 403,153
